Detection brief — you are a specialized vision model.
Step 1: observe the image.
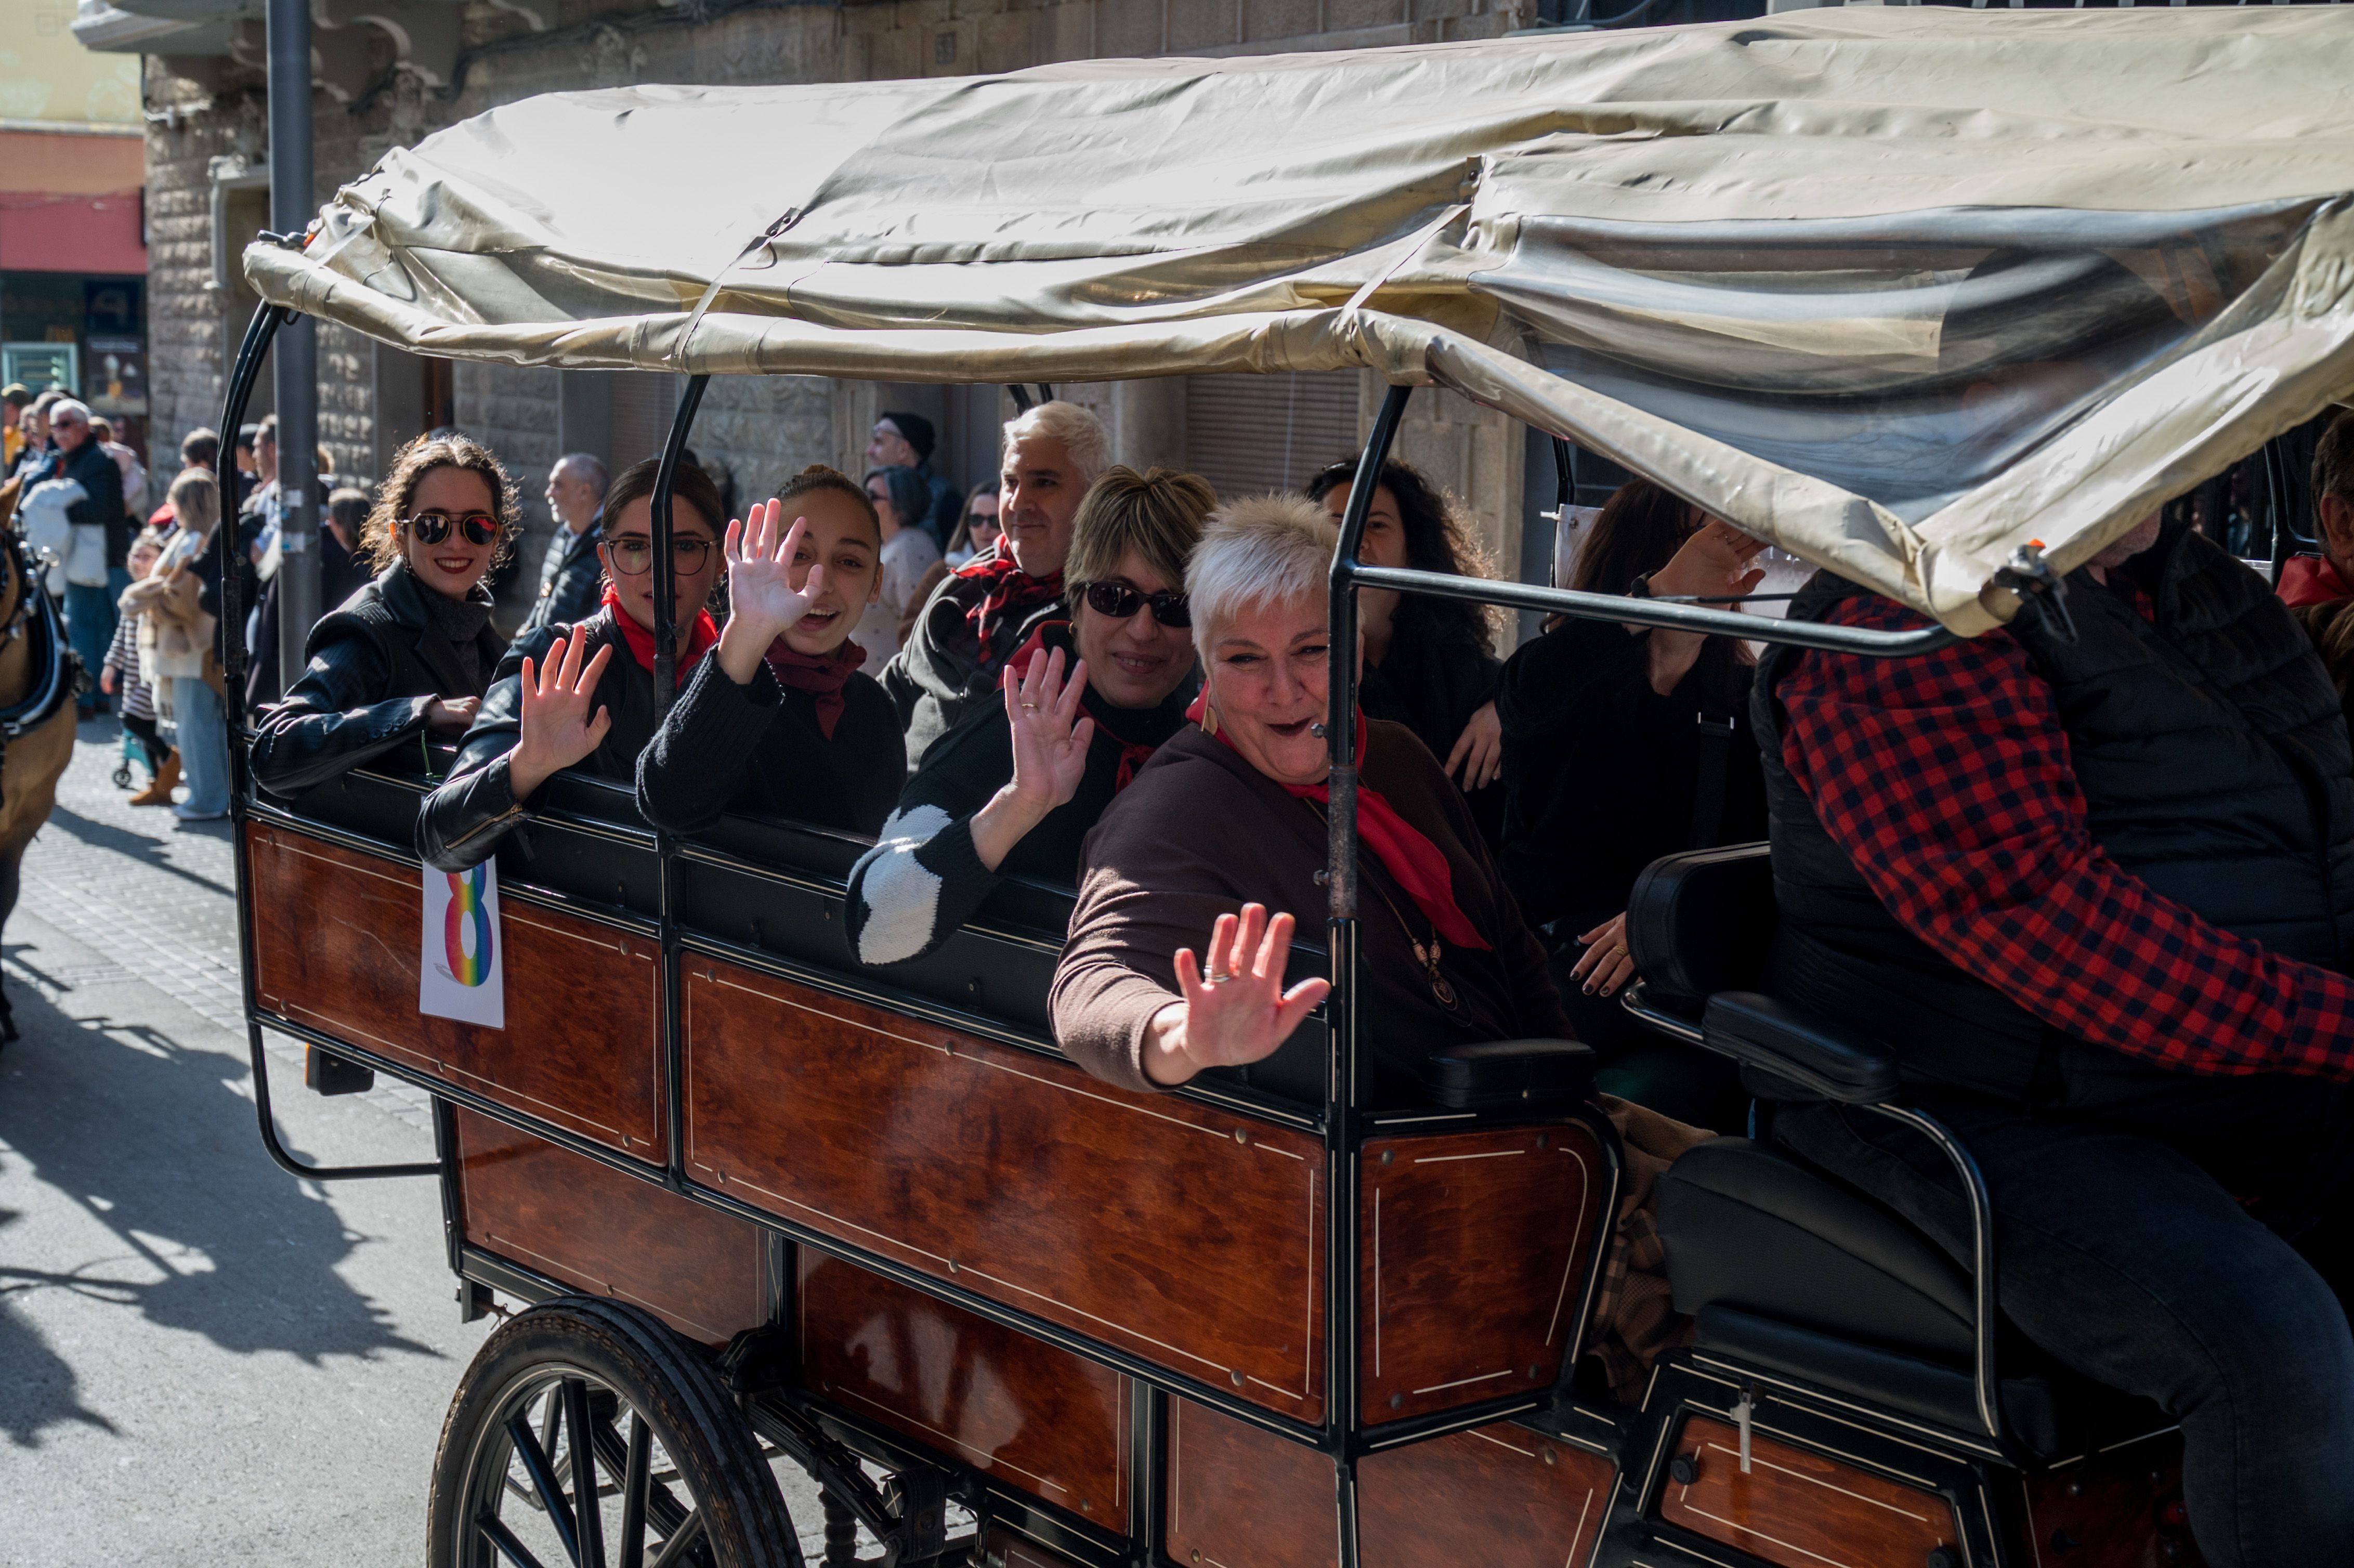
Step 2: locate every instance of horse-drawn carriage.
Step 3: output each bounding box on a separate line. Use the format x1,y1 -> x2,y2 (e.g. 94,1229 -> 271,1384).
227,9 -> 2354,1565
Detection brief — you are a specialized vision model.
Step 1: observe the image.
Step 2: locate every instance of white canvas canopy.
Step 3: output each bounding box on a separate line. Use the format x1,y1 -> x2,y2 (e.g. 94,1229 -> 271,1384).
246,5 -> 2354,634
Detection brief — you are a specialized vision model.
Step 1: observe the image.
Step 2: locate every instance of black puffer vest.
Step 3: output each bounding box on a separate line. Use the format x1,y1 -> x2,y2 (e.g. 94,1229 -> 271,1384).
308,565 -> 506,703
1754,521 -> 2354,1103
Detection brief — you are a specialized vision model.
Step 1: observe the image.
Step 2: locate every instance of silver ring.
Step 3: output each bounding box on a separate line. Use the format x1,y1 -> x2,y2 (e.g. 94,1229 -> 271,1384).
1203,970 -> 1232,986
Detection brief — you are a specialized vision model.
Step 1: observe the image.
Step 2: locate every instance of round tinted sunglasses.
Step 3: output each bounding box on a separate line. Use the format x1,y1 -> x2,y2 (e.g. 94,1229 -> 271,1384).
1078,580 -> 1190,628
404,511 -> 501,547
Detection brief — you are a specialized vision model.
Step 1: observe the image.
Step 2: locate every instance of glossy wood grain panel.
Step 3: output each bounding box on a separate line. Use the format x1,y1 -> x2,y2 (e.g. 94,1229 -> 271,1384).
1165,1398 -> 1338,1568
1358,1422 -> 1614,1568
798,1253 -> 1129,1529
1657,1415 -> 1960,1568
246,824 -> 664,1158
2016,1433 -> 2208,1568
1359,1122 -> 1603,1422
451,1109 -> 764,1346
682,958 -> 1325,1420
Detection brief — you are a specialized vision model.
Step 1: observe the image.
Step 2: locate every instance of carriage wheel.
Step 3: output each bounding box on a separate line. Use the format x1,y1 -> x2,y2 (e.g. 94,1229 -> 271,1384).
428,1297 -> 804,1568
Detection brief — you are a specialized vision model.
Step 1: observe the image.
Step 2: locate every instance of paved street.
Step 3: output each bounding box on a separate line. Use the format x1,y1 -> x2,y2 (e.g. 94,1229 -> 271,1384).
0,725 -> 832,1566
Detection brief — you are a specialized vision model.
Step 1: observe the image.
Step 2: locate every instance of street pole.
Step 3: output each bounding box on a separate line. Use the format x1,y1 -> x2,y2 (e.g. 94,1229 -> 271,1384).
267,0 -> 318,692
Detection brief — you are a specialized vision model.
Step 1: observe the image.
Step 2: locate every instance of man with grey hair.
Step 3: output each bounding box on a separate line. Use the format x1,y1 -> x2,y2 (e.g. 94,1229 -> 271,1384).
882,400 -> 1109,766
521,452 -> 610,637
27,397 -> 127,714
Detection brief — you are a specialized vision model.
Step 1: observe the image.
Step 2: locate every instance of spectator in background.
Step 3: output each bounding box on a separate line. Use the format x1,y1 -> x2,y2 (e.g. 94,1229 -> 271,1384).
29,400 -> 129,717
853,465 -> 941,674
1,385 -> 29,472
104,527 -> 173,804
10,395 -> 52,480
232,424 -> 260,512
136,469 -> 231,822
882,400 -> 1106,766
867,411 -> 961,551
161,428 -> 219,529
244,483 -> 376,713
1306,457 -> 1505,845
88,417 -> 147,520
521,451 -> 608,639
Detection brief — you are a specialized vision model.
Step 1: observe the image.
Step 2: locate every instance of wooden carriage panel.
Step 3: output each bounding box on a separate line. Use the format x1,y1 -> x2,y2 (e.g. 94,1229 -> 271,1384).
1657,1414 -> 1961,1568
2014,1433 -> 2207,1568
450,1109 -> 765,1347
681,958 -> 1326,1421
797,1253 -> 1130,1530
1357,1422 -> 1615,1568
1358,1122 -> 1603,1422
974,1527 -> 1087,1568
245,824 -> 664,1158
1165,1399 -> 1338,1568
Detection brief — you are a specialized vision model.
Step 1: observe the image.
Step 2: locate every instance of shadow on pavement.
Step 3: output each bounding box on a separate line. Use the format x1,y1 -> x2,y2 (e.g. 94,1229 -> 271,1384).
37,807 -> 236,900
0,974 -> 436,1449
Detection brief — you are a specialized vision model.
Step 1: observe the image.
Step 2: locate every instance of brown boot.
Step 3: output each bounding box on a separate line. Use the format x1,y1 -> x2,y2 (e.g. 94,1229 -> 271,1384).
129,749 -> 179,806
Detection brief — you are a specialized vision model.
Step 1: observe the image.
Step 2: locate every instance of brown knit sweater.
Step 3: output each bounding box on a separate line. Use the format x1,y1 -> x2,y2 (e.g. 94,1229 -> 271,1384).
1051,720 -> 1570,1105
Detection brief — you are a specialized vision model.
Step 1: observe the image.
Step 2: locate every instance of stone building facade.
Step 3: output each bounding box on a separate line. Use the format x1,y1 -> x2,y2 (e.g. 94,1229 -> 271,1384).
134,0 -> 1571,618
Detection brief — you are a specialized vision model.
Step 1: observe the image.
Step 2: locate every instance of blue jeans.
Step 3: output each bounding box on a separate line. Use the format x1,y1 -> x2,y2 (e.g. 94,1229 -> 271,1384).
64,579 -> 115,708
171,675 -> 231,816
1780,1076 -> 2354,1568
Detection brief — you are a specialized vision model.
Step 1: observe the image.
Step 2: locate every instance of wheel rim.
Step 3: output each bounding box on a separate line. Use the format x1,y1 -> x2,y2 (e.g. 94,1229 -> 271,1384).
454,1364 -> 718,1568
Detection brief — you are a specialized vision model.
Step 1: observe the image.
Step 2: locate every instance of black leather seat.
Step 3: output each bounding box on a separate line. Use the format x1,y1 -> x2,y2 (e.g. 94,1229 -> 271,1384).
1631,846 -> 2163,1458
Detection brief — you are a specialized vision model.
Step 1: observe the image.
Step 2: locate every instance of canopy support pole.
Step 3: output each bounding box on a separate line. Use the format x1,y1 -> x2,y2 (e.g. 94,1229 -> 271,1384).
266,0 -> 320,694
1324,382 -> 1413,1567
652,374 -> 710,1198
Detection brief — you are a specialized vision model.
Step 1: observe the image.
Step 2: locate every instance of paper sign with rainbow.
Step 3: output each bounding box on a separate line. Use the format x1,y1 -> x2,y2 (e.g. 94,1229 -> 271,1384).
421,860 -> 505,1029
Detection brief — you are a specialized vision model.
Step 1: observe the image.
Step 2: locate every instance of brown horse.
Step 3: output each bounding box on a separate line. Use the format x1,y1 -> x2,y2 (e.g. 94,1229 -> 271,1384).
0,474 -> 89,1041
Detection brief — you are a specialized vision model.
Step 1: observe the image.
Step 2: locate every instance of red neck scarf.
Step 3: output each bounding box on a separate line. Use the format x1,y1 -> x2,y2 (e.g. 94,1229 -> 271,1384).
765,636 -> 866,740
2280,554 -> 2353,610
602,582 -> 717,689
1187,691 -> 1490,952
957,550 -> 1063,647
1007,622 -> 1159,791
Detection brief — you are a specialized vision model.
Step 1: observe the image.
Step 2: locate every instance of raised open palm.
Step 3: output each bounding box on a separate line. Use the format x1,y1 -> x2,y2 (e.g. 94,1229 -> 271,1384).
510,629 -> 614,801
725,498 -> 826,644
1003,645 -> 1094,815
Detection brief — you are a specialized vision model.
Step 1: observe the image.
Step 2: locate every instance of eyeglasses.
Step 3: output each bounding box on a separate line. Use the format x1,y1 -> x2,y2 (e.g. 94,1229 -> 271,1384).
1078,580 -> 1190,628
406,511 -> 501,547
605,535 -> 714,577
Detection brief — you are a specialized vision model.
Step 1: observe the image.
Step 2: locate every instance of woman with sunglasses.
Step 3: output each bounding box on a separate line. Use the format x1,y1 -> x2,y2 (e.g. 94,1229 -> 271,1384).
635,465 -> 905,838
847,466 -> 1212,966
250,432 -> 518,798
416,456 -> 726,871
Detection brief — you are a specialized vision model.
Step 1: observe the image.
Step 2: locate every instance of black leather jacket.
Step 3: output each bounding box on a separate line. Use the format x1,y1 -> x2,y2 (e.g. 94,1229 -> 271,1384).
250,565 -> 506,799
417,607 -> 665,871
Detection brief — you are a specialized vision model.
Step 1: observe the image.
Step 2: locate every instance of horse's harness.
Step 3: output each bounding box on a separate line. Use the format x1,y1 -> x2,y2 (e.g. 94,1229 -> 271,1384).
0,527 -> 81,780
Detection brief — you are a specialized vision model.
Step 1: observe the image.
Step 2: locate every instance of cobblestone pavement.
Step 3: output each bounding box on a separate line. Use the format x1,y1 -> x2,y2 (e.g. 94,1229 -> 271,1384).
0,723 -> 832,1565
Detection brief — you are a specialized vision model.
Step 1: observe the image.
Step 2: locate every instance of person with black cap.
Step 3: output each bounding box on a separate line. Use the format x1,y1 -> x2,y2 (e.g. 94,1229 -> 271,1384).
867,412 -> 962,552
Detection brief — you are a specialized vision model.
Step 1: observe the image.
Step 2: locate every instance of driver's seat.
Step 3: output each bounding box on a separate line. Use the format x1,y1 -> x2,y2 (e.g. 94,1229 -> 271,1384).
1625,844 -> 2161,1459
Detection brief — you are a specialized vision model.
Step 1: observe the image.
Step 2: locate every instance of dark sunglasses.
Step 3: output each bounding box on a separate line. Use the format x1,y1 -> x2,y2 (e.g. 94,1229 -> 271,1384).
404,511 -> 500,547
1078,580 -> 1190,628
605,535 -> 715,577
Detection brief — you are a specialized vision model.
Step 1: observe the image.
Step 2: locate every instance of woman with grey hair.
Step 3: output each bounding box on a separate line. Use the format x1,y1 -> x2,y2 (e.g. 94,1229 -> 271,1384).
1049,494 -> 1567,1105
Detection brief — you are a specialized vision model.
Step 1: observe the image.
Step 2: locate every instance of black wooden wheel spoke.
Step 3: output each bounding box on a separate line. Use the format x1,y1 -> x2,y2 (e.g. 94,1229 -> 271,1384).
617,1410 -> 652,1568
506,1413 -> 583,1566
478,1511 -> 554,1568
644,1511 -> 706,1568
564,1378 -> 607,1568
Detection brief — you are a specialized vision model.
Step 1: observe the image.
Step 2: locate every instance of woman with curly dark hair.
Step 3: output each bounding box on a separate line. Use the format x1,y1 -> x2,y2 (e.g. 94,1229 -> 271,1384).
1496,475 -> 1769,1127
249,430 -> 522,798
1306,456 -> 1506,843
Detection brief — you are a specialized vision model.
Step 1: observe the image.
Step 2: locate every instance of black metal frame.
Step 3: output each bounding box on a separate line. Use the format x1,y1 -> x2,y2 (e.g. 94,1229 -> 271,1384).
223,293 -> 2006,1566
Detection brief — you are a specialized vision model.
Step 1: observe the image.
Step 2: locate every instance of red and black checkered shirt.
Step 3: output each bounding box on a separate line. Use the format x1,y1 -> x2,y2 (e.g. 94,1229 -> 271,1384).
1777,589 -> 2354,1080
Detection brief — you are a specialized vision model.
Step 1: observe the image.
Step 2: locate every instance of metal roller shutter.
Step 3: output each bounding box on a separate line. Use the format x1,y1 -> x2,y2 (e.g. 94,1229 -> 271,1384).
1184,371 -> 1362,502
